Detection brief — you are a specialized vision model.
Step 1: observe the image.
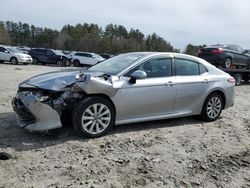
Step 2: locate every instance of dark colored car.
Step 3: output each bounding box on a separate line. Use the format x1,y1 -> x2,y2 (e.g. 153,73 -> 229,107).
198,44 -> 250,68
29,48 -> 69,66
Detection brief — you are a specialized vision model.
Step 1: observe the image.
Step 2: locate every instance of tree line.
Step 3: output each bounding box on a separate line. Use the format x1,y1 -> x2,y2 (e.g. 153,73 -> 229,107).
0,21 -> 183,54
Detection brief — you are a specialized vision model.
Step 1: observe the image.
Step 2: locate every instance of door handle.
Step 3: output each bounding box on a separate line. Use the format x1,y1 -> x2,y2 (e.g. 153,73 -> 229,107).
165,81 -> 175,86
204,79 -> 208,83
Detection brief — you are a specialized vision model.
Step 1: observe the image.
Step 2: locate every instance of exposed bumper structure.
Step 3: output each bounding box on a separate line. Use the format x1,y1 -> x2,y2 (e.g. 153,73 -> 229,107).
12,91 -> 62,131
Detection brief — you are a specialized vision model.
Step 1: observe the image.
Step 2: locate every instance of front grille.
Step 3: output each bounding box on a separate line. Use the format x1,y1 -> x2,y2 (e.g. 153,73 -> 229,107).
13,98 -> 36,125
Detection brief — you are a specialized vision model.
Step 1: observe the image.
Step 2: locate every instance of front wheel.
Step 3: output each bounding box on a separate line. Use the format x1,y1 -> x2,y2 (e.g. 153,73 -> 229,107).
72,97 -> 115,138
200,93 -> 223,122
10,57 -> 18,65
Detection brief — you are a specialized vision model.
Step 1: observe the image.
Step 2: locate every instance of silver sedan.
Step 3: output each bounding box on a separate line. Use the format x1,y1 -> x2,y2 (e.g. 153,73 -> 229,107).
12,52 -> 235,137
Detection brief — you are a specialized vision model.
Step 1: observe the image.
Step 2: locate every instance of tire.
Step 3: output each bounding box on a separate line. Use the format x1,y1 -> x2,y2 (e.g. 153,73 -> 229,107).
56,60 -> 64,67
10,57 -> 18,65
200,93 -> 223,122
73,60 -> 80,67
234,74 -> 242,86
224,58 -> 232,68
72,96 -> 115,138
32,58 -> 38,64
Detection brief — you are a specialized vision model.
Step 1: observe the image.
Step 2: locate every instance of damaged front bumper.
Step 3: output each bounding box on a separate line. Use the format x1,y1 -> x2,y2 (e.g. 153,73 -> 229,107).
12,91 -> 62,131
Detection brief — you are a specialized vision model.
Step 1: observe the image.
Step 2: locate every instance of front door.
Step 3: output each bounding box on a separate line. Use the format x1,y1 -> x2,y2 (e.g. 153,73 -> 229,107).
114,57 -> 176,121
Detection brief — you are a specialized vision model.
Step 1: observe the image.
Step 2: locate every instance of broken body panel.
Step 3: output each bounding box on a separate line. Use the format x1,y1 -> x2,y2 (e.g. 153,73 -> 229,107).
12,69 -> 120,131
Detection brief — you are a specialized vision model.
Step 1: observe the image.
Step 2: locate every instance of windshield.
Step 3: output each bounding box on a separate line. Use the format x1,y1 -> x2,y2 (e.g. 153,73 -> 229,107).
52,50 -> 65,56
88,53 -> 146,75
7,47 -> 21,53
92,54 -> 103,59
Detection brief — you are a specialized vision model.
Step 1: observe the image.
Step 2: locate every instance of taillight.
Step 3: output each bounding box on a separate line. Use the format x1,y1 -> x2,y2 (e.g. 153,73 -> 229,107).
227,77 -> 235,85
211,48 -> 224,54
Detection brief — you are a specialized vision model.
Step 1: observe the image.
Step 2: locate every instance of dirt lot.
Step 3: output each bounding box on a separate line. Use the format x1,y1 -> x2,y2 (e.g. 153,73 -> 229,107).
0,63 -> 249,188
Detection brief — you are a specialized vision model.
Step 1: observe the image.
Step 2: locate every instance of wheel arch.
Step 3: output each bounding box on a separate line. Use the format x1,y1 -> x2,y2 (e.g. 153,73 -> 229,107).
204,89 -> 226,109
82,93 -> 116,115
10,56 -> 18,61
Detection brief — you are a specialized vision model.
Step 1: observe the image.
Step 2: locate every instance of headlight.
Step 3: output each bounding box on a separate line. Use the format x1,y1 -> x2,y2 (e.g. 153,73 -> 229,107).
18,55 -> 26,58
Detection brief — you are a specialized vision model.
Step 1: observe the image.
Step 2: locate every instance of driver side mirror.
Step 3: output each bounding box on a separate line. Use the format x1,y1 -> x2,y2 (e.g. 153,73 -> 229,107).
4,50 -> 9,53
128,70 -> 147,84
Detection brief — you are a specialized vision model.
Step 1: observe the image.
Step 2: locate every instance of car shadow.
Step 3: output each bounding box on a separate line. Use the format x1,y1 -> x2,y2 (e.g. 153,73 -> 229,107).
0,111 -> 202,152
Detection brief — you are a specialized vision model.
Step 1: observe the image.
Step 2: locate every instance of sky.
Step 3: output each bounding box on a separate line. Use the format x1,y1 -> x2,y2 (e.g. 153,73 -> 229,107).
1,0 -> 250,50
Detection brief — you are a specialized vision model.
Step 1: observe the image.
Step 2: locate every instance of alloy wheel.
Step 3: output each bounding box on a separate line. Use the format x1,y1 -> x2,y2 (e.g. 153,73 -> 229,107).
81,103 -> 111,135
225,58 -> 232,68
206,97 -> 222,119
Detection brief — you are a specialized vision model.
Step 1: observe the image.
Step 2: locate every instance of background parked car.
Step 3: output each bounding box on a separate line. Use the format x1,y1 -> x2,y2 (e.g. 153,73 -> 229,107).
70,52 -> 105,67
0,45 -> 33,65
198,44 -> 250,68
29,48 -> 69,66
15,46 -> 31,54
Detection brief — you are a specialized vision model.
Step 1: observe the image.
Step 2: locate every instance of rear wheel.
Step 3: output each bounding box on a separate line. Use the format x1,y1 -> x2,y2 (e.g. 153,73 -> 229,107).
224,58 -> 232,68
201,93 -> 223,122
10,57 -> 18,65
72,97 -> 115,138
234,74 -> 242,86
33,58 -> 38,64
73,60 -> 80,67
56,60 -> 64,67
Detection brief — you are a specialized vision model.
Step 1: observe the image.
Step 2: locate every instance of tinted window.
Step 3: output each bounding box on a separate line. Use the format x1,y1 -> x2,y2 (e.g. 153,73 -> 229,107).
126,58 -> 172,78
0,47 -> 6,52
236,46 -> 244,53
32,49 -> 45,54
74,53 -> 81,56
228,45 -> 238,51
199,64 -> 208,74
47,50 -> 55,56
176,59 -> 199,76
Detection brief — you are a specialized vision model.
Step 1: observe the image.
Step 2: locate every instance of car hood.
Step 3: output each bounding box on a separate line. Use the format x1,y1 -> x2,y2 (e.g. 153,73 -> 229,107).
15,53 -> 31,58
19,69 -> 105,91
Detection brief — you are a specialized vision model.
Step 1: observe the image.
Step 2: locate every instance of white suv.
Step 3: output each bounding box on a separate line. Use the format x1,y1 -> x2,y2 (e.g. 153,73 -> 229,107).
0,45 -> 33,65
70,52 -> 105,67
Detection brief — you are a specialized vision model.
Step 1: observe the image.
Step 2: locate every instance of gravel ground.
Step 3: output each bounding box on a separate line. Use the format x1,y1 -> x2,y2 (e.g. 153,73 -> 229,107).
0,63 -> 249,188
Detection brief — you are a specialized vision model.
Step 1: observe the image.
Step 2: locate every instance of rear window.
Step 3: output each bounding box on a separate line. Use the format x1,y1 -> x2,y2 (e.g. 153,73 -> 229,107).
199,64 -> 208,74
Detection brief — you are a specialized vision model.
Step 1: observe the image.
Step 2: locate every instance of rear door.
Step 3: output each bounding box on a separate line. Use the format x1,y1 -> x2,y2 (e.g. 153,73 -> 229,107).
46,50 -> 56,63
37,49 -> 48,63
174,58 -> 208,115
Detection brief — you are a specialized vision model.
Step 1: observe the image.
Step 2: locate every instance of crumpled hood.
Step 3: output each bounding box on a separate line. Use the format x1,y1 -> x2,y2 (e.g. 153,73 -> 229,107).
19,69 -> 108,91
20,70 -> 80,91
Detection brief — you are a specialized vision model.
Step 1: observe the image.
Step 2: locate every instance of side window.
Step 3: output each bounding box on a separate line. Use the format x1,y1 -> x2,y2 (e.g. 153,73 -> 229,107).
75,53 -> 81,56
199,64 -> 208,74
87,54 -> 93,58
176,59 -> 199,76
229,45 -> 238,52
0,47 -> 5,52
236,46 -> 244,53
125,58 -> 172,78
47,50 -> 54,56
80,53 -> 87,57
